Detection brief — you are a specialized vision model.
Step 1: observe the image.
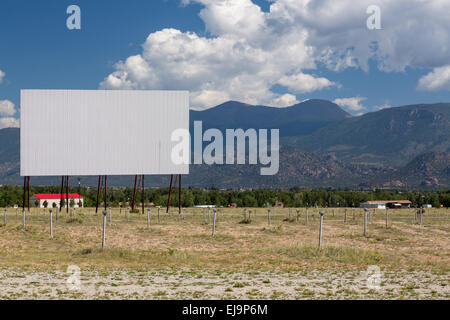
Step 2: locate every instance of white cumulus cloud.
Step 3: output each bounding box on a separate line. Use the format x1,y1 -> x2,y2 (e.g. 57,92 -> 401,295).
0,100 -> 16,116
417,65 -> 450,91
334,97 -> 391,114
270,93 -> 299,107
0,70 -> 5,84
333,97 -> 367,112
278,73 -> 336,93
0,117 -> 19,129
100,0 -> 450,109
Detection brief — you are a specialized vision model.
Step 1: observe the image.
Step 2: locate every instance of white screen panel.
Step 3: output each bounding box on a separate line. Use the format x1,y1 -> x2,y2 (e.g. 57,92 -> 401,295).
20,90 -> 189,176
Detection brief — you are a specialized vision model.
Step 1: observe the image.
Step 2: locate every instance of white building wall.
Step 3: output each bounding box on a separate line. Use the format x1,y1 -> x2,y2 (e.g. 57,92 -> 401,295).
360,203 -> 386,209
34,198 -> 84,208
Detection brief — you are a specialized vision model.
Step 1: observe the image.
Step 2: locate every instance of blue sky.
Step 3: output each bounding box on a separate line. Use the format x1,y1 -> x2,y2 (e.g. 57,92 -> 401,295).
1,0 -> 450,126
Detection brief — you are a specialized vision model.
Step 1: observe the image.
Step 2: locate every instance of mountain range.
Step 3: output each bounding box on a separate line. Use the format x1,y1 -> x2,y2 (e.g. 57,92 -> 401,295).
0,100 -> 448,189
284,103 -> 450,167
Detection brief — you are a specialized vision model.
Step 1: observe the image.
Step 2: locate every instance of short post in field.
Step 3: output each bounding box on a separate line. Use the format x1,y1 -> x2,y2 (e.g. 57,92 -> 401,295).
305,207 -> 309,225
318,210 -> 325,249
419,208 -> 423,225
385,207 -> 389,229
102,210 -> 107,250
296,209 -> 299,222
22,208 -> 26,229
267,209 -> 271,226
364,208 -> 368,237
49,209 -> 53,238
4,208 -> 6,225
157,206 -> 161,224
108,207 -> 112,226
126,206 -> 130,222
344,209 -> 347,223
212,209 -> 217,237
243,208 -> 247,220
147,208 -> 151,229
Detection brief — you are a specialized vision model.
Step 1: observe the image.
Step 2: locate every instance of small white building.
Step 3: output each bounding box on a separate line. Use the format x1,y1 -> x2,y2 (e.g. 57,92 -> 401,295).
360,200 -> 411,209
30,194 -> 84,208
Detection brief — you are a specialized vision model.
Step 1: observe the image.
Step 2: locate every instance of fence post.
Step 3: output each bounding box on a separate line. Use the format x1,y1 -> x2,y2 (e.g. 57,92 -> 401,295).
244,208 -> 247,220
108,207 -> 112,226
364,208 -> 368,237
147,208 -> 151,229
385,207 -> 389,229
102,210 -> 107,250
158,206 -> 161,224
319,211 -> 325,248
267,209 -> 271,226
50,209 -> 53,238
212,209 -> 217,237
344,209 -> 347,223
22,208 -> 26,229
126,206 -> 130,222
296,209 -> 299,222
3,208 -> 6,225
419,208 -> 423,225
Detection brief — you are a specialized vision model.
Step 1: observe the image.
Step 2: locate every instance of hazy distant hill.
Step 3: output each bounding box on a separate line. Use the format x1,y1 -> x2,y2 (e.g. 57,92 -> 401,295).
190,99 -> 352,137
0,101 -> 448,189
379,151 -> 450,188
285,103 -> 450,167
0,128 -> 20,182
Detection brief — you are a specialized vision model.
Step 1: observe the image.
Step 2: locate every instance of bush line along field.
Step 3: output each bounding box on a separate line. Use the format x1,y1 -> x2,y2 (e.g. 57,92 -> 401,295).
0,207 -> 448,299
1,185 -> 450,208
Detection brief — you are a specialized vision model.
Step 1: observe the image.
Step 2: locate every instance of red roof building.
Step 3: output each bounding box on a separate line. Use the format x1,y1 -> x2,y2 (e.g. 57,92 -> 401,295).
30,194 -> 84,208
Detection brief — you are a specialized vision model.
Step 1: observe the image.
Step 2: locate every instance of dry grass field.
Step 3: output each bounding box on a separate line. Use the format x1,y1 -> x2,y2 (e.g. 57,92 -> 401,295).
0,206 -> 448,299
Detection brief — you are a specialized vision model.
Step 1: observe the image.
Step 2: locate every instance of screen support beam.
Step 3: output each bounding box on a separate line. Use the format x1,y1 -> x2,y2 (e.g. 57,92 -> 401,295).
166,175 -> 173,213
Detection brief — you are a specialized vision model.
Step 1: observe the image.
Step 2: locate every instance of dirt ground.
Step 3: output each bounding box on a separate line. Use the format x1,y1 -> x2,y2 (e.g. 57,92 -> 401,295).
0,207 -> 448,299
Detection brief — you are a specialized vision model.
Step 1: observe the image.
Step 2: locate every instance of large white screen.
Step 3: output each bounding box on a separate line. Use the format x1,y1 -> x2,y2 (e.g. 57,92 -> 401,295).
20,89 -> 189,176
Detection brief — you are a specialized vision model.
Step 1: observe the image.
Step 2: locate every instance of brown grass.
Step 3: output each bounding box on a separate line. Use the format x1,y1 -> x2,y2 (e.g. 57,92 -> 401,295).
0,207 -> 449,273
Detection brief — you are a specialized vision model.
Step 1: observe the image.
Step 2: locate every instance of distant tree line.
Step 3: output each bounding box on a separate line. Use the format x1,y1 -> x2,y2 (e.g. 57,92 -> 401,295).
0,185 -> 448,208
